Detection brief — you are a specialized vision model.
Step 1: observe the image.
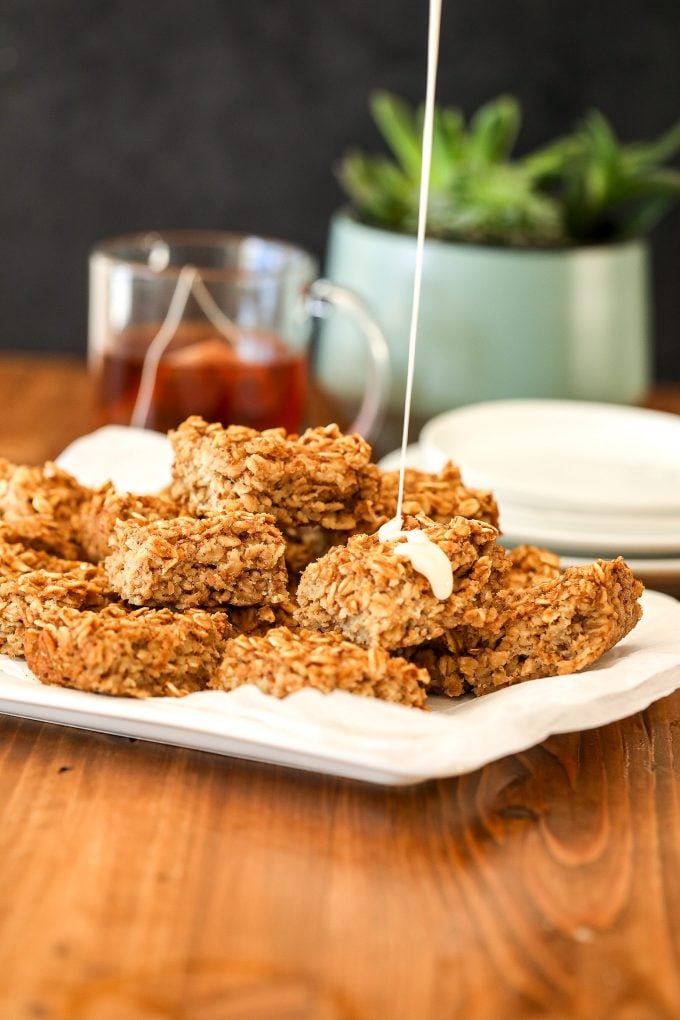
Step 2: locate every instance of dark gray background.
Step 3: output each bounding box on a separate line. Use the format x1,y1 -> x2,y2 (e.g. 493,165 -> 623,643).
0,0 -> 679,378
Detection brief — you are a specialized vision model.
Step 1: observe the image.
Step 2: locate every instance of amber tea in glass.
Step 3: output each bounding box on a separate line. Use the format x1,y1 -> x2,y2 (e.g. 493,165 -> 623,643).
89,231 -> 389,438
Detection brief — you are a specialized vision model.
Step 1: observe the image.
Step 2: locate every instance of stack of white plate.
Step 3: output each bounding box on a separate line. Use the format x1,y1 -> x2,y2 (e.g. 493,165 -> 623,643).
380,399 -> 680,593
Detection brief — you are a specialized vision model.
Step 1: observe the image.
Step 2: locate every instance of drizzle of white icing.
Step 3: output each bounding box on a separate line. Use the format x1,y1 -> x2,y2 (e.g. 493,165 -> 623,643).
377,518 -> 405,542
379,0 -> 447,600
377,520 -> 453,600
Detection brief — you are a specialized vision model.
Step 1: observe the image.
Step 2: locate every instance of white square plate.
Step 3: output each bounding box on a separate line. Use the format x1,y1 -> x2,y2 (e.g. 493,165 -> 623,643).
0,427 -> 678,786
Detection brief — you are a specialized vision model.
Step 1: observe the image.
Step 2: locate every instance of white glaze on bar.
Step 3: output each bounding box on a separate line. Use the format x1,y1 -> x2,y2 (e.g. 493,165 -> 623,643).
377,520 -> 453,600
378,0 -> 448,600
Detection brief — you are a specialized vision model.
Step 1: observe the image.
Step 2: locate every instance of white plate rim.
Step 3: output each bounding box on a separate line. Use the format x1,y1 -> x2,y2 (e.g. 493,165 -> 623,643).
499,514 -> 680,557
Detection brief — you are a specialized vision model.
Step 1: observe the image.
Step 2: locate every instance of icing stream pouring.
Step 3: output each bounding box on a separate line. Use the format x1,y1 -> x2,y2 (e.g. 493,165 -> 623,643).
378,0 -> 451,600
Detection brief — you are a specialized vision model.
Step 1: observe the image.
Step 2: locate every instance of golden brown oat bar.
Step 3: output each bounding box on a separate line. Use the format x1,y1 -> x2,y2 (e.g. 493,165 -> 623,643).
169,416 -> 379,530
411,558 -> 643,698
0,539 -> 65,575
372,464 -> 499,530
77,483 -> 182,562
24,604 -> 231,698
0,543 -> 111,657
210,626 -> 429,709
228,594 -> 299,636
228,604 -> 278,636
502,545 -> 562,590
0,460 -> 89,559
296,515 -> 504,650
282,461 -> 500,575
285,464 -> 501,575
104,511 -> 288,608
403,546 -> 565,695
11,568 -> 110,657
0,516 -> 83,560
0,521 -> 63,553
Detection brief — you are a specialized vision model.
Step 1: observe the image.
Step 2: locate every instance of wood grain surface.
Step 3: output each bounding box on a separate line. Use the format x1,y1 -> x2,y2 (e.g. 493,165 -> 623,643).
0,354 -> 94,464
1,356 -> 680,1020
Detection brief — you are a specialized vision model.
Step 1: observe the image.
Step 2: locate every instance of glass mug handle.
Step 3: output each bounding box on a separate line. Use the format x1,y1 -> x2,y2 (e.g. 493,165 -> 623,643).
307,278 -> 390,441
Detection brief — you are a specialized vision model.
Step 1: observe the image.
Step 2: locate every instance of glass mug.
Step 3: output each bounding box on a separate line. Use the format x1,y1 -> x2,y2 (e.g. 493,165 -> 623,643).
88,231 -> 390,440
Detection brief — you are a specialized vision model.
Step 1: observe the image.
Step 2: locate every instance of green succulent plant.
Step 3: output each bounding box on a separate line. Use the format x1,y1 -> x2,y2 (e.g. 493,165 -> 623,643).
337,92 -> 680,247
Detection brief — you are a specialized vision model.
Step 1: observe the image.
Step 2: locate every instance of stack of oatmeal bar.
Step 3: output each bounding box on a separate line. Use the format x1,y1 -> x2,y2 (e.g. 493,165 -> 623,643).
0,417 -> 644,710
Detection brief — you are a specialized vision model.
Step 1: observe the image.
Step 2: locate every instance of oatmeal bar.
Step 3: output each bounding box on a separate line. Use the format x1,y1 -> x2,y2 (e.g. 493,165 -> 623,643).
400,544 -> 562,669
227,604 -> 278,636
0,516 -> 83,560
24,604 -> 231,697
77,483 -> 182,562
0,521 -> 66,553
372,464 -> 499,529
169,416 -> 379,530
210,626 -> 429,708
229,593 -> 299,636
0,460 -> 89,559
105,511 -> 288,608
0,539 -> 65,575
409,558 -> 643,698
0,543 -> 110,657
502,545 -> 562,590
296,515 -> 504,650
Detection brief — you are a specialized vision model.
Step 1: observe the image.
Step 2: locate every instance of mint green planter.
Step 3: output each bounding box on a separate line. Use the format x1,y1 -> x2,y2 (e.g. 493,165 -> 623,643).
318,213 -> 652,418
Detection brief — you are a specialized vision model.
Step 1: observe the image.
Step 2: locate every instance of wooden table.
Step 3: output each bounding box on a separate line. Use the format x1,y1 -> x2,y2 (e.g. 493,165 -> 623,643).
1,355 -> 680,1019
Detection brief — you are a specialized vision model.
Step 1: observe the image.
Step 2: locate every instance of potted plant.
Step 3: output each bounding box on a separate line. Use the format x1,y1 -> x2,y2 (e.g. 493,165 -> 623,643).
317,93 -> 680,418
